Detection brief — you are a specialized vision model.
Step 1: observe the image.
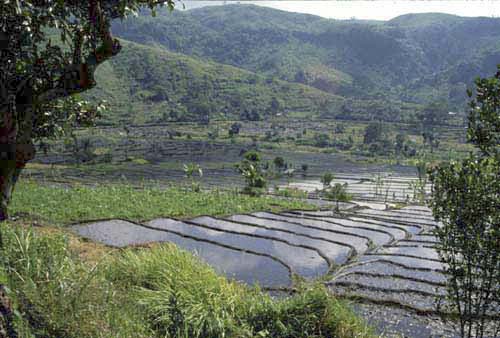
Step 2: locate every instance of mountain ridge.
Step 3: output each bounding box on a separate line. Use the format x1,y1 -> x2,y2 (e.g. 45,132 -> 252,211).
111,4 -> 500,112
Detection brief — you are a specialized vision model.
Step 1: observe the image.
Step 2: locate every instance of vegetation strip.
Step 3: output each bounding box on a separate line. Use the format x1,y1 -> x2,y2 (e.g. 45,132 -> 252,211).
268,212 -> 382,241
224,214 -> 360,247
352,212 -> 438,227
345,213 -> 424,230
333,292 -> 499,321
222,215 -> 359,258
387,209 -> 436,219
333,258 -> 445,274
343,218 -> 420,236
397,240 -> 438,246
383,244 -> 437,249
330,292 -> 453,318
288,210 -> 411,235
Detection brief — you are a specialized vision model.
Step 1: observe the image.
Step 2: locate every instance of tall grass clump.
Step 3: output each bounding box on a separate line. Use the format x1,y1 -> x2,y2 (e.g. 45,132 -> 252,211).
108,245 -> 376,338
0,224 -> 152,338
107,244 -> 249,337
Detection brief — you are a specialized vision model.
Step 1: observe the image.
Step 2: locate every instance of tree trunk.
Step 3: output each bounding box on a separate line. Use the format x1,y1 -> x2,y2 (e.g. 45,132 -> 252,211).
0,103 -> 33,338
0,167 -> 18,337
0,166 -> 18,222
0,285 -> 17,338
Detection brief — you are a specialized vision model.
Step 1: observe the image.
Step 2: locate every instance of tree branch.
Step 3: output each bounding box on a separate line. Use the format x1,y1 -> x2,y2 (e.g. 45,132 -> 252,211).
36,1 -> 122,104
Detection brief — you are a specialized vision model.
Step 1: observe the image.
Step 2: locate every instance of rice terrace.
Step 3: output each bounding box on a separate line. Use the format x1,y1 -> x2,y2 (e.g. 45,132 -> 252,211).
0,1 -> 498,338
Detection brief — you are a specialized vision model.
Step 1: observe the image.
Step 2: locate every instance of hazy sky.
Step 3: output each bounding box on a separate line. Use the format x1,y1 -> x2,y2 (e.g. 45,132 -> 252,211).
181,1 -> 500,20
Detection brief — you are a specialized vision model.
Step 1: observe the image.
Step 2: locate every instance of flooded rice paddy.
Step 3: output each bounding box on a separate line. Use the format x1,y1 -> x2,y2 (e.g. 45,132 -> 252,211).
72,200 -> 482,337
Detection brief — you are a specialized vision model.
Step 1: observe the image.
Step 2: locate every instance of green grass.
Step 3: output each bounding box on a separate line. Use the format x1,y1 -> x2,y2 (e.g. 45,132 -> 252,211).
0,224 -> 377,338
274,187 -> 309,199
10,180 -> 315,225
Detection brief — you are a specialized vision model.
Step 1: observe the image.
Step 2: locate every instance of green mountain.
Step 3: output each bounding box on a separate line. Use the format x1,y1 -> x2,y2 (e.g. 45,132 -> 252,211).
85,39 -> 345,124
110,4 -> 500,112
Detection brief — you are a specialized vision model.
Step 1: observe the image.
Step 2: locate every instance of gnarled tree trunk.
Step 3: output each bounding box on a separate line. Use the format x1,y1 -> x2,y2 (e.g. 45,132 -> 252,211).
0,84 -> 35,338
0,285 -> 17,338
0,142 -> 17,337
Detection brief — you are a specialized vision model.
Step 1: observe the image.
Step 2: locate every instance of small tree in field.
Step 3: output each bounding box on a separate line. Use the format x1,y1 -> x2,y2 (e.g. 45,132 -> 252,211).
235,150 -> 267,196
429,68 -> 499,338
320,172 -> 334,188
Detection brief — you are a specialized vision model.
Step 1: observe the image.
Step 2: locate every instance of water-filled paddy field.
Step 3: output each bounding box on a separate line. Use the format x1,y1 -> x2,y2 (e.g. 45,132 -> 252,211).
72,202 -> 499,337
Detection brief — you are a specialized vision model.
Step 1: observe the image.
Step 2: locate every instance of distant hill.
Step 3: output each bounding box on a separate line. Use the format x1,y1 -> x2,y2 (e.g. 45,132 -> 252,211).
85,39 -> 346,124
110,5 -> 500,113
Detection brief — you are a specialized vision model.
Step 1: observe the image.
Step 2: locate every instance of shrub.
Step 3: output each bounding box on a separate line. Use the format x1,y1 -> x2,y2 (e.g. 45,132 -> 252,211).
324,183 -> 352,202
275,187 -> 307,199
320,172 -> 335,188
314,133 -> 330,148
273,156 -> 286,170
229,122 -> 242,137
236,151 -> 267,196
429,69 -> 500,338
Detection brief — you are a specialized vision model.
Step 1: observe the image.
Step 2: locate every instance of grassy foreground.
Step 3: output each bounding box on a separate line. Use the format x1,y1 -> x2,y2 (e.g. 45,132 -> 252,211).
2,180 -> 376,337
0,225 -> 376,338
10,180 -> 315,225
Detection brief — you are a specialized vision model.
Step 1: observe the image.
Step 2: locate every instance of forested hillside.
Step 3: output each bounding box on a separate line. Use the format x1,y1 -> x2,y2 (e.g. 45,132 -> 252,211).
85,39 -> 345,124
109,4 -> 500,115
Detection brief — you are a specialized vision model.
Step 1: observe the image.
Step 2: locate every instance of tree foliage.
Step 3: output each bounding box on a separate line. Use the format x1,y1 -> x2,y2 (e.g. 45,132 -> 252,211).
0,0 -> 176,221
363,122 -> 385,145
429,68 -> 500,338
235,150 -> 267,196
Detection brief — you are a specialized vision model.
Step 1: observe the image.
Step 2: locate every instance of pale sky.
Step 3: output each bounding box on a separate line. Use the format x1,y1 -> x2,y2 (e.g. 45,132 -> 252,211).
180,1 -> 500,20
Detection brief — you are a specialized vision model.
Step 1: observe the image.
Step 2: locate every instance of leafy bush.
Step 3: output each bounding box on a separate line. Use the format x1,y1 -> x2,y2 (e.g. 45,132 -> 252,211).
273,156 -> 286,170
107,245 -> 376,338
314,133 -> 330,148
229,122 -> 242,137
275,187 -> 307,199
323,183 -> 352,202
183,163 -> 203,192
429,69 -> 500,338
363,122 -> 385,145
236,151 -> 267,196
320,172 -> 335,188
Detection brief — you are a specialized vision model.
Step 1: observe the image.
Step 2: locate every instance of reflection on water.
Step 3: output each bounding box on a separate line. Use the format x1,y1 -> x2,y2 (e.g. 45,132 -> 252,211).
72,220 -> 291,287
259,212 -> 391,246
342,261 -> 447,284
160,231 -> 292,287
230,214 -> 361,260
227,214 -> 354,264
359,255 -> 445,271
148,217 -> 329,278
